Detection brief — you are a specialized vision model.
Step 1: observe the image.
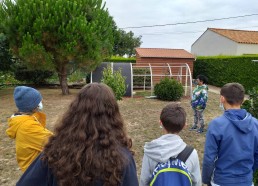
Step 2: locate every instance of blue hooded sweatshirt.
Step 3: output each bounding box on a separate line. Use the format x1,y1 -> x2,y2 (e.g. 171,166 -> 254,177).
202,109 -> 258,186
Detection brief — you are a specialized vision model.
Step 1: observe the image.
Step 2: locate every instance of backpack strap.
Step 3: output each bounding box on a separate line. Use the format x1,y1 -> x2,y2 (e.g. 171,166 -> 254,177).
177,145 -> 194,162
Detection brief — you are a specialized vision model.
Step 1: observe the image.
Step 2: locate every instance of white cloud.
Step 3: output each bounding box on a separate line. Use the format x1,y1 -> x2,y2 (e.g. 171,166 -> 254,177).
105,0 -> 258,51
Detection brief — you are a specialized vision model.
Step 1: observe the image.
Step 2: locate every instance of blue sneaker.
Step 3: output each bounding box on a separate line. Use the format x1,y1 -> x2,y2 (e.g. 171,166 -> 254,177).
189,126 -> 198,131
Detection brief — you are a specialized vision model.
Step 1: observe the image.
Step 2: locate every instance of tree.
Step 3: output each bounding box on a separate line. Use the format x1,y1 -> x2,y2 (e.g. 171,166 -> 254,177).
0,33 -> 13,71
0,0 -> 113,94
112,22 -> 142,57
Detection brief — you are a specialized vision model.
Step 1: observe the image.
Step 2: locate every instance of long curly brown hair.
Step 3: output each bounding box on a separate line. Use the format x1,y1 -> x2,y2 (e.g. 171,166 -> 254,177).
43,83 -> 132,186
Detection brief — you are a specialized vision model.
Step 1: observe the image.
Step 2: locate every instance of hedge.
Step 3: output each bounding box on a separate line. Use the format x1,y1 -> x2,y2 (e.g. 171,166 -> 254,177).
104,56 -> 136,63
193,56 -> 258,92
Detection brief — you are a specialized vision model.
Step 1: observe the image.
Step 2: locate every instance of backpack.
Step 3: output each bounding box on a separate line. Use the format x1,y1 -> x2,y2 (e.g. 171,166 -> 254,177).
150,145 -> 194,186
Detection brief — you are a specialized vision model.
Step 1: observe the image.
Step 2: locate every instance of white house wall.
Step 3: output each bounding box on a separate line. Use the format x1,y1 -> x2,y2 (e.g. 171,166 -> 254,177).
237,43 -> 258,55
191,30 -> 237,56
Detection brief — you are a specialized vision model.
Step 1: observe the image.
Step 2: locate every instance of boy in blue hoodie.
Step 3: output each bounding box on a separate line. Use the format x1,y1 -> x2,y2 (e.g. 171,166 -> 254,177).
202,83 -> 258,186
190,75 -> 208,133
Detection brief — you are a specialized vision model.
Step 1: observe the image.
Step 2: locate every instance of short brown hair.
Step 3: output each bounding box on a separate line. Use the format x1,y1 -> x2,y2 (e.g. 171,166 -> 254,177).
220,83 -> 245,105
160,103 -> 186,133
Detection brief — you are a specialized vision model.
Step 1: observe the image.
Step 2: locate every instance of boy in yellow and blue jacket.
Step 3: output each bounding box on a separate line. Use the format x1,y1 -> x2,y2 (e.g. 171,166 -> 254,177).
6,86 -> 52,172
190,75 -> 208,133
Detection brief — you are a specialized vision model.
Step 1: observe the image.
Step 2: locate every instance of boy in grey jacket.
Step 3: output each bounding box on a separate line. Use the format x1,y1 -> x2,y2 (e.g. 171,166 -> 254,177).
140,103 -> 201,186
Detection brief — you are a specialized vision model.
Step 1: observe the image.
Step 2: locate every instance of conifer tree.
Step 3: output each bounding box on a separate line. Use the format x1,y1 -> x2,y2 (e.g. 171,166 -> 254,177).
0,0 -> 113,94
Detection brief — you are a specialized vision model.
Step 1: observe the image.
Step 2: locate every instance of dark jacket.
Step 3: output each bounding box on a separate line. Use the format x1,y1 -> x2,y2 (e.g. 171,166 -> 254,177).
17,148 -> 138,186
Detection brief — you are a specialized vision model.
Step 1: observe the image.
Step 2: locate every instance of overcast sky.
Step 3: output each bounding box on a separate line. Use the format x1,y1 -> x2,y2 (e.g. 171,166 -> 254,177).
105,0 -> 258,52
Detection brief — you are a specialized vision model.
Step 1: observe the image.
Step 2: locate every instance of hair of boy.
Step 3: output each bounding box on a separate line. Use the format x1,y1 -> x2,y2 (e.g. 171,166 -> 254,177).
196,75 -> 208,84
160,103 -> 186,133
220,83 -> 245,105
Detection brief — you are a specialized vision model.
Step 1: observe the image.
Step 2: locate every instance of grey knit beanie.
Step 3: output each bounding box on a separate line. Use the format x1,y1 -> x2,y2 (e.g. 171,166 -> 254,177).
14,86 -> 42,112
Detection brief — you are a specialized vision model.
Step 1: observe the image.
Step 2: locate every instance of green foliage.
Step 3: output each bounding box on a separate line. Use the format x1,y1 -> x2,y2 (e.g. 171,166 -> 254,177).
194,56 -> 258,92
68,69 -> 86,83
45,72 -> 59,84
241,86 -> 258,118
18,38 -> 54,70
14,68 -> 54,84
105,56 -> 136,63
0,33 -> 13,71
241,100 -> 252,110
242,87 -> 258,184
0,71 -> 21,88
0,0 -> 114,94
11,60 -> 54,84
154,78 -> 184,101
112,21 -> 142,57
101,65 -> 126,100
254,170 -> 258,186
133,68 -> 151,87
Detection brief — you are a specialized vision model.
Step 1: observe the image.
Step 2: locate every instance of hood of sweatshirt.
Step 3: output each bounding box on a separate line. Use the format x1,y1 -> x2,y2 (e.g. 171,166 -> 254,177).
202,84 -> 208,91
6,112 -> 46,139
144,134 -> 186,163
224,109 -> 254,134
197,84 -> 208,91
6,115 -> 34,139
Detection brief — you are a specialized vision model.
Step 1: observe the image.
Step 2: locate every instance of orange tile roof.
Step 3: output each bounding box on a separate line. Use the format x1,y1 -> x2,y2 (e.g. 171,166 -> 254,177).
136,48 -> 195,59
209,28 -> 258,44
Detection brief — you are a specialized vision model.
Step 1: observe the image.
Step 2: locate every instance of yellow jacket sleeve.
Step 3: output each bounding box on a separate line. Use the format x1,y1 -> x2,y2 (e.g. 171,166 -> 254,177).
15,115 -> 53,172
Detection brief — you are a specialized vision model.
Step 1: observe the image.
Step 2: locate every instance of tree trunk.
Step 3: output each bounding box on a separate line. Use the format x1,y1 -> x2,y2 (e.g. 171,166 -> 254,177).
58,65 -> 70,95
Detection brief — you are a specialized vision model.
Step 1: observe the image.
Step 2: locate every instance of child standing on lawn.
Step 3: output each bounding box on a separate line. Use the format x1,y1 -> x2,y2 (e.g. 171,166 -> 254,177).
202,83 -> 258,186
16,83 -> 138,186
6,86 -> 53,172
140,103 -> 201,186
189,74 -> 208,133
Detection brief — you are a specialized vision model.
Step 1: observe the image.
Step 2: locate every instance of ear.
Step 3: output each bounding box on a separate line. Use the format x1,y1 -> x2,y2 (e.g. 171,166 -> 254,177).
159,120 -> 163,126
158,120 -> 163,129
183,123 -> 187,129
220,95 -> 225,103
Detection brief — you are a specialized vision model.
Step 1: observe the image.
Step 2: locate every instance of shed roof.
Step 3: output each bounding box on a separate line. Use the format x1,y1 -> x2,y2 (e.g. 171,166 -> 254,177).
209,28 -> 258,44
136,48 -> 195,59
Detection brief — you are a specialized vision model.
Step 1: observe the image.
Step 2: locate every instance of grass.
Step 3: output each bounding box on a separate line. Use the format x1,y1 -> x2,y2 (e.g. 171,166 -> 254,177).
0,87 -> 221,186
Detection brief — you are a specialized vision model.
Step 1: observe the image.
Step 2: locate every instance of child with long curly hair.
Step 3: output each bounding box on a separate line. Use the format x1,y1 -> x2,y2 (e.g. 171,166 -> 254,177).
17,83 -> 138,186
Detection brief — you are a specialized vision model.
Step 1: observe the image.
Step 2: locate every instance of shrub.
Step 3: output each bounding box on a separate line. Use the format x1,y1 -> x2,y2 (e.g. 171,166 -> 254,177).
14,67 -> 54,84
68,69 -> 86,83
101,65 -> 126,100
154,77 -> 184,101
241,86 -> 258,118
0,71 -> 21,88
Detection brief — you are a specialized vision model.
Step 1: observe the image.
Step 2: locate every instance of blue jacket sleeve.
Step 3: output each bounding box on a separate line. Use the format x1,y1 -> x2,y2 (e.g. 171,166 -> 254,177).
16,154 -> 57,186
202,123 -> 219,184
254,143 -> 258,172
121,151 -> 139,186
